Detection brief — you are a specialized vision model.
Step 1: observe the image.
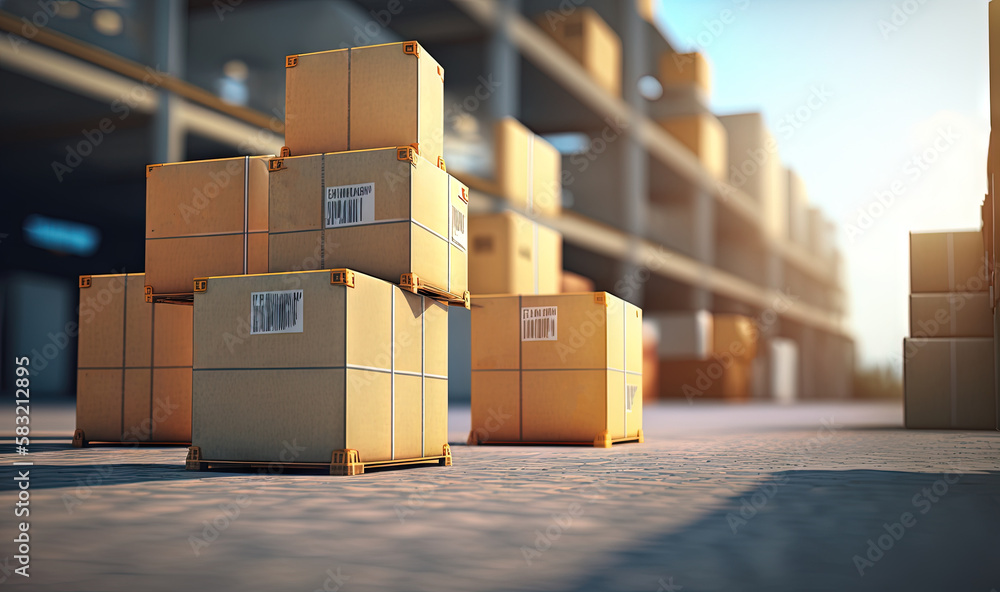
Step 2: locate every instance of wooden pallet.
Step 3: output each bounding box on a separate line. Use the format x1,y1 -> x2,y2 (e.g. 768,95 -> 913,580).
72,429 -> 190,448
467,429 -> 644,448
185,444 -> 453,475
399,273 -> 470,309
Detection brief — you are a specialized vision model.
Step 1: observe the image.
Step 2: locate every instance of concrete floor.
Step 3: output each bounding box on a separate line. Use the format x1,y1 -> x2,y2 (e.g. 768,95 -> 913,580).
1,401 -> 998,592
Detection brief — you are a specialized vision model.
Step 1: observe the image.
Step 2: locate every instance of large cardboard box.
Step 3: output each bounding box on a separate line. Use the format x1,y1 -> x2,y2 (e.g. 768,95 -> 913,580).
468,211 -> 561,295
903,338 -> 995,429
145,156 -> 270,297
495,118 -> 562,217
658,358 -> 752,401
469,292 -> 643,445
909,231 -> 988,294
76,273 -> 192,444
719,113 -> 786,239
657,113 -> 727,180
659,51 -> 711,96
268,146 -> 468,299
284,41 -> 444,167
191,269 -> 449,464
909,293 -> 992,338
535,8 -> 622,97
647,311 -> 757,361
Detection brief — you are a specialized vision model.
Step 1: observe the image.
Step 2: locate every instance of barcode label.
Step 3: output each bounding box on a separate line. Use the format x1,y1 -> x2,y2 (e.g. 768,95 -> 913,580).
626,384 -> 638,412
451,205 -> 467,249
521,306 -> 557,341
250,290 -> 304,335
325,182 -> 375,228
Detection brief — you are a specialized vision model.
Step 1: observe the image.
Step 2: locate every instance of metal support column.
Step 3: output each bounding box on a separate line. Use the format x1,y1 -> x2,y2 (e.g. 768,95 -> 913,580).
487,0 -> 521,121
152,0 -> 186,164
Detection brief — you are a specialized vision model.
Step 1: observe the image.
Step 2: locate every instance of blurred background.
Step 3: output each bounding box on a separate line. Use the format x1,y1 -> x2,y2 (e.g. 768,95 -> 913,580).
2,0 -> 984,404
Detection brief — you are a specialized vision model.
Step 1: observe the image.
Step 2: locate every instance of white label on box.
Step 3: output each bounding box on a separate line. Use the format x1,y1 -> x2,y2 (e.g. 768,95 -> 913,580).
626,384 -> 638,412
521,306 -> 557,341
325,183 -> 375,228
250,290 -> 304,335
451,205 -> 467,249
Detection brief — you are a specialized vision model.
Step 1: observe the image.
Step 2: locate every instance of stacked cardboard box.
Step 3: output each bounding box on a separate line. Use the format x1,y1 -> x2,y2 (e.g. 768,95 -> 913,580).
468,210 -> 561,295
659,51 -> 712,96
656,114 -> 728,181
534,8 -> 622,97
905,231 -> 995,429
74,273 -> 192,446
648,311 -> 758,401
719,113 -> 786,240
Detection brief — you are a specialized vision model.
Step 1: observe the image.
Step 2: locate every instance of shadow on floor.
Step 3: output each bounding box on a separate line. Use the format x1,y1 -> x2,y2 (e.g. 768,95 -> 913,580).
558,469 -> 1000,592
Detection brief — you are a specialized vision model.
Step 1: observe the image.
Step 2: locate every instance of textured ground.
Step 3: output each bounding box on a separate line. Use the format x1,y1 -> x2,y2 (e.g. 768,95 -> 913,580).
0,401 -> 998,592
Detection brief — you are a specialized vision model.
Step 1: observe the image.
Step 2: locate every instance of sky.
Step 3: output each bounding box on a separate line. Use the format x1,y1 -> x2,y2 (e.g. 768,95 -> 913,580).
654,0 -> 991,372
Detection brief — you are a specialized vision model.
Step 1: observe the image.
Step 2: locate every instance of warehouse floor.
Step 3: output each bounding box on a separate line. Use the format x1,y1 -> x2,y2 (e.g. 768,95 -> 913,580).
2,401 -> 999,592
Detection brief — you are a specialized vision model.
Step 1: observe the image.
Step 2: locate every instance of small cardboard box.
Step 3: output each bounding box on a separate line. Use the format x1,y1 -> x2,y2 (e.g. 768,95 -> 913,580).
648,312 -> 757,361
535,7 -> 622,97
903,338 -> 995,430
284,41 -> 444,166
495,118 -> 562,217
192,269 -> 449,464
659,51 -> 711,96
76,273 -> 192,444
909,293 -> 992,338
658,358 -> 752,401
657,113 -> 728,180
909,231 -> 988,294
145,156 -> 270,297
561,270 -> 595,293
469,292 -> 643,446
268,147 -> 468,298
468,211 -> 561,295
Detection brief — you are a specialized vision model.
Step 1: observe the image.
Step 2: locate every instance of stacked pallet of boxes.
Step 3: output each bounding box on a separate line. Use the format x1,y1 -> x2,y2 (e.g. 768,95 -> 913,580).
904,231 -> 995,429
461,117 -> 644,447
649,311 -> 758,401
122,41 -> 464,475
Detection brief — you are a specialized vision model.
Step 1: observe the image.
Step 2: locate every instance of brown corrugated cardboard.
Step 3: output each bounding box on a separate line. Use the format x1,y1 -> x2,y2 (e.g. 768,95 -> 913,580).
284,41 -> 444,166
909,293 -> 993,338
903,338 -> 995,429
909,231 -> 988,294
76,273 -> 192,444
659,51 -> 711,96
495,118 -> 562,217
191,269 -> 448,464
268,147 -> 468,298
468,211 -> 561,295
719,113 -> 786,240
642,320 -> 659,404
535,8 -> 622,97
469,292 -> 643,445
656,113 -> 727,180
714,314 -> 758,361
145,156 -> 270,297
658,358 -> 752,401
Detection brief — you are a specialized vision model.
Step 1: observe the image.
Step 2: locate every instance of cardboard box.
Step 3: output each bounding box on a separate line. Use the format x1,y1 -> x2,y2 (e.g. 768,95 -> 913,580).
903,338 -> 995,429
191,269 -> 449,464
468,211 -> 561,295
268,147 -> 468,298
807,207 -> 836,261
561,270 -> 595,293
145,156 -> 270,297
786,169 -> 810,247
470,292 -> 643,445
647,311 -> 757,361
659,51 -> 711,96
910,293 -> 992,338
719,113 -> 786,239
495,118 -> 562,217
76,273 -> 192,444
642,320 -> 659,404
535,8 -> 622,97
657,113 -> 727,180
910,231 -> 988,294
284,41 -> 444,167
658,358 -> 752,400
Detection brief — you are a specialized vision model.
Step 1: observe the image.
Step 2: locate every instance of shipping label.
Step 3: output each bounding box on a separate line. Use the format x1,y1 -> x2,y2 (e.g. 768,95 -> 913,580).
521,306 -> 557,341
250,290 -> 304,335
325,182 -> 375,228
